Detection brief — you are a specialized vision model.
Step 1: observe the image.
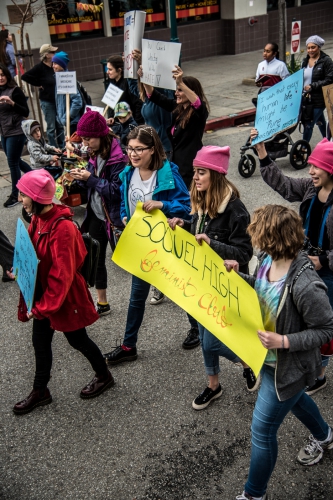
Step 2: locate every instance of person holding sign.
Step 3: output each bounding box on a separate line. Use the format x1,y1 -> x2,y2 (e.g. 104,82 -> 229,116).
226,205 -> 333,500
253,130 -> 333,396
12,170 -> 114,415
103,125 -> 191,365
168,146 -> 256,408
141,65 -> 209,189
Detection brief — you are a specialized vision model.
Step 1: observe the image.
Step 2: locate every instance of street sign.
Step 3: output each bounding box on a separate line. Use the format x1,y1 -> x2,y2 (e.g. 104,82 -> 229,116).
291,21 -> 301,54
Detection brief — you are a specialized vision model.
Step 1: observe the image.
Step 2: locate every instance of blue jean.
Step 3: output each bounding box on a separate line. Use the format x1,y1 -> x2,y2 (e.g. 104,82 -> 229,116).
1,134 -> 31,197
317,267 -> 333,368
245,365 -> 330,497
40,100 -> 65,148
198,323 -> 241,375
303,107 -> 326,143
123,276 -> 151,348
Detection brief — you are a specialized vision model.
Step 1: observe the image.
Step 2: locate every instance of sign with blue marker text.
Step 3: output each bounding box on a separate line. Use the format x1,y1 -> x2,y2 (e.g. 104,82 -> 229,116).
252,69 -> 303,145
13,219 -> 39,313
141,39 -> 182,91
124,10 -> 146,79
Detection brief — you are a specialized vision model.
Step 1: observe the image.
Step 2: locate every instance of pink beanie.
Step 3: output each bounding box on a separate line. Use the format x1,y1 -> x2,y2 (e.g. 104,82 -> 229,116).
77,109 -> 110,138
193,145 -> 230,174
17,170 -> 55,204
308,138 -> 333,175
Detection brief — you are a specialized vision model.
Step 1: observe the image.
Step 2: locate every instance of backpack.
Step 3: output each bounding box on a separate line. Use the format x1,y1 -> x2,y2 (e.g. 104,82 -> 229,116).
77,81 -> 92,117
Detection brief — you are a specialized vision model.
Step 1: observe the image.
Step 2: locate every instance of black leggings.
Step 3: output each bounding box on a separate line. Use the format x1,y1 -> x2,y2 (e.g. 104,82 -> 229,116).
85,209 -> 109,290
32,317 -> 108,389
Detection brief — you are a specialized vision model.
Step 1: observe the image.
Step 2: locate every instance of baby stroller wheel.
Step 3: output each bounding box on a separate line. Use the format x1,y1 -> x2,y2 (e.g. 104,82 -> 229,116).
238,154 -> 256,178
290,140 -> 311,170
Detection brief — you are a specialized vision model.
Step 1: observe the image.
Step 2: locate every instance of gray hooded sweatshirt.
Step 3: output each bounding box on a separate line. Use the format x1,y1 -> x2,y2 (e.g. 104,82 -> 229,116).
22,119 -> 58,169
240,252 -> 333,401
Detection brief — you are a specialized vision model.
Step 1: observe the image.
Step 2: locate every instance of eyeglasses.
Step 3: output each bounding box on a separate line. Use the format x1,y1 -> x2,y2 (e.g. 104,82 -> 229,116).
125,146 -> 150,155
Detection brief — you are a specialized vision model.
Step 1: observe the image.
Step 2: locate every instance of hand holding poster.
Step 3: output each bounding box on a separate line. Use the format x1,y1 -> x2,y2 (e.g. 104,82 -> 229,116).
112,204 -> 267,376
124,10 -> 146,78
252,69 -> 303,145
55,71 -> 77,94
13,219 -> 39,313
102,83 -> 124,109
141,39 -> 182,90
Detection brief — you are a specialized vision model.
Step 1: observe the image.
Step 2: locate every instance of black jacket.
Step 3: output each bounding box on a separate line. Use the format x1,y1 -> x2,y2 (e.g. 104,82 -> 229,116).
21,62 -> 56,103
183,192 -> 253,272
148,89 -> 209,188
302,51 -> 333,108
107,76 -> 143,125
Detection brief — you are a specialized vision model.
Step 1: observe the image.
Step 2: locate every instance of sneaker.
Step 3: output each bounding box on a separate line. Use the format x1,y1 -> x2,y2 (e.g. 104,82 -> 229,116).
243,368 -> 260,392
96,302 -> 111,316
297,428 -> 333,466
3,195 -> 19,208
182,327 -> 200,349
305,376 -> 327,396
150,288 -> 165,305
103,345 -> 137,365
192,384 -> 222,410
236,492 -> 268,500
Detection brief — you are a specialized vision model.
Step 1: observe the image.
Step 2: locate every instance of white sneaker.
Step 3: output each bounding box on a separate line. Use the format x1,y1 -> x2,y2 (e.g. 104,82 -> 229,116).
236,492 -> 268,500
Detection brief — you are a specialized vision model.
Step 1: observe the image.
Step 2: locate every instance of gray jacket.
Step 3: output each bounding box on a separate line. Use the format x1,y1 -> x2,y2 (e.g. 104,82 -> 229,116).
22,119 -> 58,169
240,252 -> 333,401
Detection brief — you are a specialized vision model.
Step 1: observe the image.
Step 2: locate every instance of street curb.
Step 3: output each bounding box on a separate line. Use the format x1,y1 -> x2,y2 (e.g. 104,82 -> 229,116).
205,108 -> 256,131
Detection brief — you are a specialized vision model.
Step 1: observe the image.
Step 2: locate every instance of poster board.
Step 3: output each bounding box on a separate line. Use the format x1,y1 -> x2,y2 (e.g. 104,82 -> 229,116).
101,83 -> 124,109
323,83 -> 333,138
141,39 -> 182,90
55,71 -> 77,94
124,10 -> 146,78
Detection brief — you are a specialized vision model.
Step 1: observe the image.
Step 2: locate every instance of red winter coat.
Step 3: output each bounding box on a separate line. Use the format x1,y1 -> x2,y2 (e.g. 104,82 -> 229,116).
29,204 -> 99,331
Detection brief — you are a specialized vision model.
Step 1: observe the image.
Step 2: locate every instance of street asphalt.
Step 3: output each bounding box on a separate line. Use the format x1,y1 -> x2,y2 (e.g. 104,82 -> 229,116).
1,37 -> 333,500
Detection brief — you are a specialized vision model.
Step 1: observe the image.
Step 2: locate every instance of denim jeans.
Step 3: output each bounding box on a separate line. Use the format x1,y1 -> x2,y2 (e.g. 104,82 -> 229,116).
40,100 -> 65,148
303,107 -> 326,143
1,134 -> 31,197
317,267 -> 333,367
244,365 -> 330,497
198,323 -> 241,375
123,275 -> 151,348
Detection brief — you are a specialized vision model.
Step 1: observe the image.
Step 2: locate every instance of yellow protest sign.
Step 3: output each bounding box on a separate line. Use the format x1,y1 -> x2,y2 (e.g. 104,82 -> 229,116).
112,204 -> 266,376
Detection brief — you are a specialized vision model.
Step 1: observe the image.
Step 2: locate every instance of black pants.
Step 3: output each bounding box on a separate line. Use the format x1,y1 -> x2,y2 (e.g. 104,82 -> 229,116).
0,229 -> 14,277
86,209 -> 109,290
32,317 -> 108,389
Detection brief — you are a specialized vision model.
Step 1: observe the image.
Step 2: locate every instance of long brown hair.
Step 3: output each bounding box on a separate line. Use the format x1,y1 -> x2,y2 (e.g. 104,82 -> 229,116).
0,63 -> 16,88
127,125 -> 166,171
0,30 -> 9,67
89,130 -> 118,160
190,169 -> 240,219
107,55 -> 123,77
174,76 -> 210,128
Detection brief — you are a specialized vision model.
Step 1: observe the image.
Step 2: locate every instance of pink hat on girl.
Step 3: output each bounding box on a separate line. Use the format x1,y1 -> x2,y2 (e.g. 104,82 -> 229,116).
193,145 -> 230,174
17,170 -> 55,204
308,138 -> 333,175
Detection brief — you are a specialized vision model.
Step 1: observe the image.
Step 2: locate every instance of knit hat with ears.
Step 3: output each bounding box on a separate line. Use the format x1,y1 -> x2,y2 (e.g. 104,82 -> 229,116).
76,109 -> 110,138
17,170 -> 56,204
193,145 -> 230,174
52,51 -> 70,70
308,138 -> 333,175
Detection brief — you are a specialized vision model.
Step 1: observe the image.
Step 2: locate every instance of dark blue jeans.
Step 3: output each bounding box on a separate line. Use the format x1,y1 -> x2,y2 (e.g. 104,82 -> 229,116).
40,100 -> 65,148
245,365 -> 330,497
317,267 -> 333,368
1,134 -> 31,197
303,107 -> 326,143
123,275 -> 151,348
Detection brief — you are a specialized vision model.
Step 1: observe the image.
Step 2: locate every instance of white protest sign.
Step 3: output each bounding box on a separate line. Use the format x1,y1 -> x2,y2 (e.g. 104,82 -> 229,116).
85,105 -> 104,115
291,21 -> 301,55
124,10 -> 146,78
101,83 -> 124,109
141,39 -> 181,91
55,71 -> 77,94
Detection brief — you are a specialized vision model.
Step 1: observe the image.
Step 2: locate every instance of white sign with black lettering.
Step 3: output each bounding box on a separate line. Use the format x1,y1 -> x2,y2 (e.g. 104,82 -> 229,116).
141,39 -> 182,91
55,71 -> 77,94
101,83 -> 124,109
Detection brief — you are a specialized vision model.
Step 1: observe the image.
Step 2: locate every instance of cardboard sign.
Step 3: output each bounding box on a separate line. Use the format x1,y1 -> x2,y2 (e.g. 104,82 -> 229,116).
291,21 -> 301,55
55,71 -> 77,94
141,39 -> 182,91
252,69 -> 303,145
112,204 -> 267,376
124,10 -> 146,78
13,219 -> 39,313
101,83 -> 124,109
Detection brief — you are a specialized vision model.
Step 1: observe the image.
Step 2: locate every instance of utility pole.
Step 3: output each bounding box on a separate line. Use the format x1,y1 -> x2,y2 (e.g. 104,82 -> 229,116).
278,0 -> 287,62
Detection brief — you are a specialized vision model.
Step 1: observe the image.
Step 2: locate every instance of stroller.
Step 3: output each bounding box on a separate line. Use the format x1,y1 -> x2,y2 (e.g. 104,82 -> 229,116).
238,123 -> 311,178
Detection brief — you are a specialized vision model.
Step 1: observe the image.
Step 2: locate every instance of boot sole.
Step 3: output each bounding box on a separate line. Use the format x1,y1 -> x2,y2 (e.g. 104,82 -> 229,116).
106,355 -> 138,365
182,341 -> 200,350
13,396 -> 52,415
150,297 -> 165,305
80,377 -> 115,399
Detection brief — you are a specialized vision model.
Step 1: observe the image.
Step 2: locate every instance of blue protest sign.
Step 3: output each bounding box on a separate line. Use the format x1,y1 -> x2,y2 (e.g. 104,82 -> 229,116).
252,69 -> 304,145
13,219 -> 39,313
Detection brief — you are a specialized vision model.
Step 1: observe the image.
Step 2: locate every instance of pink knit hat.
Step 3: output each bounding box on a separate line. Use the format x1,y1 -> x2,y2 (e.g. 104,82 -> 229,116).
308,138 -> 333,175
193,145 -> 230,174
77,109 -> 110,138
17,170 -> 55,204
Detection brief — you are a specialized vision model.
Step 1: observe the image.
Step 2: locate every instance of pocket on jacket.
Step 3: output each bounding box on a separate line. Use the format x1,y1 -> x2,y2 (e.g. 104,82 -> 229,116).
207,229 -> 230,242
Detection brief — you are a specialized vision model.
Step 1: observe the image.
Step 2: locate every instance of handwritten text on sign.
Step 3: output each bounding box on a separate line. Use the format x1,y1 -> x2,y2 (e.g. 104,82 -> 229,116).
13,219 -> 39,313
101,83 -> 124,109
252,69 -> 303,145
124,10 -> 146,79
141,39 -> 182,91
112,204 -> 266,376
55,71 -> 77,94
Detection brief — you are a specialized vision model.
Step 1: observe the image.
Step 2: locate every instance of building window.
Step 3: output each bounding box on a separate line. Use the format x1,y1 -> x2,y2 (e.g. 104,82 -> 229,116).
176,0 -> 220,24
46,0 -> 104,41
109,0 -> 167,35
267,0 -> 295,11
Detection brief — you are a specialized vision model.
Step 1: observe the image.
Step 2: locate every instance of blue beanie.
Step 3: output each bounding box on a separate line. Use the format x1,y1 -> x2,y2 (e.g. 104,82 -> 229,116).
52,51 -> 70,70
